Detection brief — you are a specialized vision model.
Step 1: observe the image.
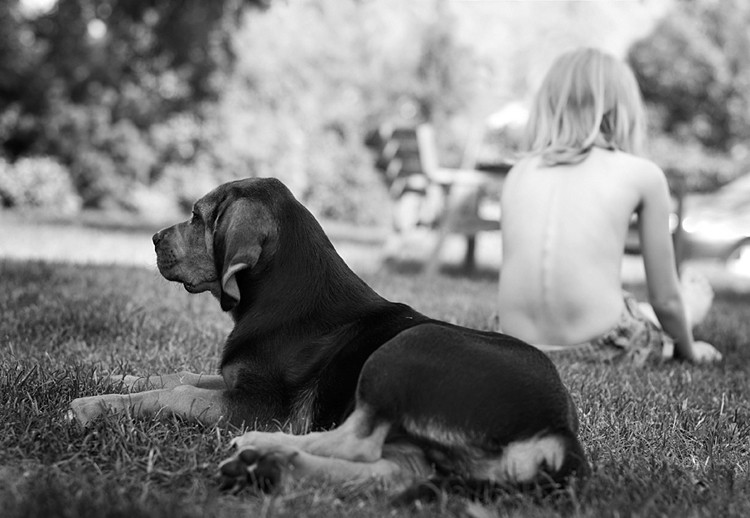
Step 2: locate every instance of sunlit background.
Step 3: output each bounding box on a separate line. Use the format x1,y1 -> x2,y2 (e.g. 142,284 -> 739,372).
2,0 -> 749,281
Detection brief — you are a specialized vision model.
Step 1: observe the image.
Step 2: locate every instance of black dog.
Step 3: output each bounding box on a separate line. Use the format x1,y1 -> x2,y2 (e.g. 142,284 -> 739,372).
69,177 -> 588,499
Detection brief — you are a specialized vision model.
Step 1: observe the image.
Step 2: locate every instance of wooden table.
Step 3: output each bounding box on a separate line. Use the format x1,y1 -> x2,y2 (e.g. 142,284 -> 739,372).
424,163 -> 509,275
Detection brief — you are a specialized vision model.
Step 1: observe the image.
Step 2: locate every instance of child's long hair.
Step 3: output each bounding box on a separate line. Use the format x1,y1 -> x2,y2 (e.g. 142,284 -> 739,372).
523,47 -> 646,166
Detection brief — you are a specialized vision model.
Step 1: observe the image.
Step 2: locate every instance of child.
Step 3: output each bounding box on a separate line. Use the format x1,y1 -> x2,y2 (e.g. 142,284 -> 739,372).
497,48 -> 722,364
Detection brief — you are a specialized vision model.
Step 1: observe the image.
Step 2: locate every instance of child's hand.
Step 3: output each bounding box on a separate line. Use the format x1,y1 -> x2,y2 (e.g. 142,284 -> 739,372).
680,267 -> 714,326
690,341 -> 723,363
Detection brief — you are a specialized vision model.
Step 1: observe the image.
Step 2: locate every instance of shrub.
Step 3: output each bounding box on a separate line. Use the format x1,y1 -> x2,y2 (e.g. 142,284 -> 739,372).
149,113 -> 206,174
105,119 -> 158,184
68,150 -> 125,209
302,132 -> 391,225
154,156 -> 223,213
646,134 -> 746,193
0,156 -> 81,214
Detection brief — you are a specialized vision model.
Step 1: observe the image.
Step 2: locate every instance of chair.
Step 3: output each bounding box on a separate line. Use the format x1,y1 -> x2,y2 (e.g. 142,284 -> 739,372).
375,123 -> 504,273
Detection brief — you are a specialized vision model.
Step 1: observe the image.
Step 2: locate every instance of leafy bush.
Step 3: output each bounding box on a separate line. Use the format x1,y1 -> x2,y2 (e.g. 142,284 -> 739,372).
149,113 -> 206,171
68,150 -> 125,209
41,93 -> 152,209
302,132 -> 390,225
105,119 -> 158,184
646,133 -> 747,193
0,156 -> 81,213
154,157 -> 224,213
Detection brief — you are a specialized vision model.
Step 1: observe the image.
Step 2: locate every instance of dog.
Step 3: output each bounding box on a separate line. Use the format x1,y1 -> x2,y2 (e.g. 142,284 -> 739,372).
69,177 -> 588,500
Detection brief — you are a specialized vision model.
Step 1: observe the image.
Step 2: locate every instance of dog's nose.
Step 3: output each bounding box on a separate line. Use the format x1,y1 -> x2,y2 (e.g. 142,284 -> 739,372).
152,231 -> 163,246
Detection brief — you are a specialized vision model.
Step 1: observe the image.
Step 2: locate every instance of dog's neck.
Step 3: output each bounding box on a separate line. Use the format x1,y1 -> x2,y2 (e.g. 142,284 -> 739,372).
228,203 -> 386,336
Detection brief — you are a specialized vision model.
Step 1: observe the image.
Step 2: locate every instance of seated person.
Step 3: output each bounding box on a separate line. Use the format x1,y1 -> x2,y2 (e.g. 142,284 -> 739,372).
497,47 -> 721,364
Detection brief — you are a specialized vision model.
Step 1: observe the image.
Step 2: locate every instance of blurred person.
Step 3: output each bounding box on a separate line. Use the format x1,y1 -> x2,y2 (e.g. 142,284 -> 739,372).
497,47 -> 721,364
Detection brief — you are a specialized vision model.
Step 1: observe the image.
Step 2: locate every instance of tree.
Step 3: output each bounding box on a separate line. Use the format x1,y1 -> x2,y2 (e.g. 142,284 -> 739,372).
628,0 -> 750,189
0,0 -> 268,157
0,1 -> 28,101
0,0 -> 481,220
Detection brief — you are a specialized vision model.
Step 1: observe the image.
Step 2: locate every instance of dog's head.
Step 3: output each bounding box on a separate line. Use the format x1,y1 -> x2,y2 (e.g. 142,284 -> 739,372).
153,178 -> 286,312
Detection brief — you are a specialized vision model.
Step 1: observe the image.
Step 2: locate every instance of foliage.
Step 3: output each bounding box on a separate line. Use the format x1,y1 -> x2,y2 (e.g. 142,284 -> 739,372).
181,0 -> 478,223
0,155 -> 81,213
0,0 -> 480,222
0,0 -> 265,209
2,0 -> 268,126
210,0 -> 421,223
629,0 -> 750,189
1,258 -> 750,517
648,134 -> 742,194
37,90 -> 155,208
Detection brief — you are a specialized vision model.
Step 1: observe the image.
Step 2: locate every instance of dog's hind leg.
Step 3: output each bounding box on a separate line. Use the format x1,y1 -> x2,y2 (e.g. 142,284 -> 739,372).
220,407 -> 433,493
230,406 -> 388,462
219,442 -> 429,493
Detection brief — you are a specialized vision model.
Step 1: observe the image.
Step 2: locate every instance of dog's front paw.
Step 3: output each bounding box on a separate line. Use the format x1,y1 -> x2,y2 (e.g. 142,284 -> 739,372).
218,446 -> 297,494
67,394 -> 125,426
68,396 -> 102,426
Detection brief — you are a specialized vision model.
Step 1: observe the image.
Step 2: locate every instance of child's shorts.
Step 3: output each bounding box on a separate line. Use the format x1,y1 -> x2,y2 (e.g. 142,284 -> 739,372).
536,293 -> 673,365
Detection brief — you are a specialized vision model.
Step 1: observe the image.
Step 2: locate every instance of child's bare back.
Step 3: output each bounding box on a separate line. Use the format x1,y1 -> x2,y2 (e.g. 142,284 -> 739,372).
498,148 -> 661,345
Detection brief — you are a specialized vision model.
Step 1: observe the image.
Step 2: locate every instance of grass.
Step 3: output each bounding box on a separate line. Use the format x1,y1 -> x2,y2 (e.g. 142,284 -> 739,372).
1,255 -> 750,517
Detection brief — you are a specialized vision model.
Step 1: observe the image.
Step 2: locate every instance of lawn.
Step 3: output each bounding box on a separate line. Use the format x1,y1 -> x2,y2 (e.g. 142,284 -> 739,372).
1,240 -> 750,517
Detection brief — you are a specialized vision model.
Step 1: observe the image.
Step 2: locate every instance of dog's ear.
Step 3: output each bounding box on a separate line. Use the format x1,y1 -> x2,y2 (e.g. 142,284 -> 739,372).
212,198 -> 276,311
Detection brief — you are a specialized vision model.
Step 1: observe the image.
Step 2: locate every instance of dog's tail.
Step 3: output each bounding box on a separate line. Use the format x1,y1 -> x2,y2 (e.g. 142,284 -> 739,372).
392,432 -> 589,506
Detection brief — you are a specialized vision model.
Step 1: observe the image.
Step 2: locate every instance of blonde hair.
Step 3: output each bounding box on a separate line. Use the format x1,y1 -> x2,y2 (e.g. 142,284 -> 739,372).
523,47 -> 646,166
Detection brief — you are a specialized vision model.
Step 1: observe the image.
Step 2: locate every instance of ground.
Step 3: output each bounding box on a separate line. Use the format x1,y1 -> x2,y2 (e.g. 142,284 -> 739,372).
1,212 -> 749,517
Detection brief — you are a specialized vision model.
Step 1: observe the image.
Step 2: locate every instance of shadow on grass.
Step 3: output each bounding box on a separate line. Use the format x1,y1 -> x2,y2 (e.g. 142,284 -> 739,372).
382,257 -> 500,282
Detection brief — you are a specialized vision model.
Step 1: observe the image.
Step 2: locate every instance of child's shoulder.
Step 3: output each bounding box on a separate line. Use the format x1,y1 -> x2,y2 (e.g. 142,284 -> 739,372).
510,149 -> 666,184
605,151 -> 669,199
592,147 -> 651,166
603,150 -> 665,181
611,149 -> 661,170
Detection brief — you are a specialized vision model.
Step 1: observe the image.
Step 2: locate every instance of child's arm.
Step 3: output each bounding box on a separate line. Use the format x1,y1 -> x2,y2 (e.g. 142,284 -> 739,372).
635,163 -> 721,363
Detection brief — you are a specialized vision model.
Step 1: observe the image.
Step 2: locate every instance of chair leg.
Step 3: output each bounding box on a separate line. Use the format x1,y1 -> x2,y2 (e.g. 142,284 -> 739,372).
463,235 -> 477,271
424,225 -> 448,276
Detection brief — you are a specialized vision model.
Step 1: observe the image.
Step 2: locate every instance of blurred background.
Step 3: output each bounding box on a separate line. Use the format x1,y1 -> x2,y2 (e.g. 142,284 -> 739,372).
1,0 -> 749,279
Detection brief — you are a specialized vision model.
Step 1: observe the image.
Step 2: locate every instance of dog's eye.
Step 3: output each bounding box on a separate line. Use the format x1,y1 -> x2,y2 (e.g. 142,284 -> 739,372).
191,211 -> 199,223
